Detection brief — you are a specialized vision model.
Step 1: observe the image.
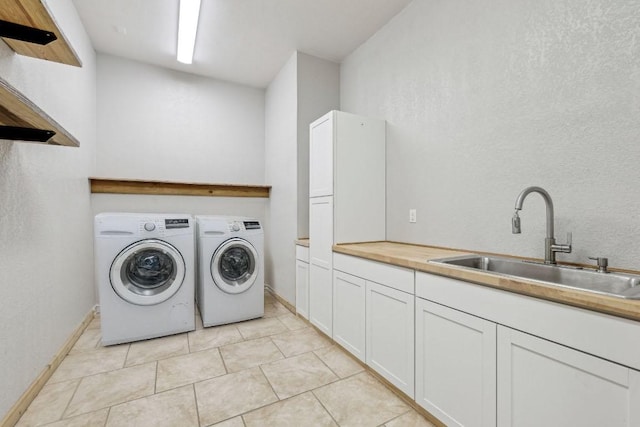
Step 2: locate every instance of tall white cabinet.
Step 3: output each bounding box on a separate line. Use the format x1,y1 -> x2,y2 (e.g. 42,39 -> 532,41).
308,110 -> 385,337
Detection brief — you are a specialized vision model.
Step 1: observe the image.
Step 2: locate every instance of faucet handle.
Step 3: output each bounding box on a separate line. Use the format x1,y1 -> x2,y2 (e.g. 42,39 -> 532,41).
551,232 -> 572,254
588,256 -> 608,273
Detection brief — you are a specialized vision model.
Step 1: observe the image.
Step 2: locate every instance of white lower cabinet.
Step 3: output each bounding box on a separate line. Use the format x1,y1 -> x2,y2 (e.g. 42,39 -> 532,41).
415,298 -> 496,427
332,270 -> 366,361
309,196 -> 333,336
309,263 -> 332,336
497,326 -> 640,427
318,258 -> 640,427
366,280 -> 415,398
295,259 -> 309,319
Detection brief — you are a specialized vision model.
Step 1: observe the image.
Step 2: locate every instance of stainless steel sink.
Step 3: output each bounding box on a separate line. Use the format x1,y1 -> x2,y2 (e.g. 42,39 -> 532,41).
429,255 -> 640,299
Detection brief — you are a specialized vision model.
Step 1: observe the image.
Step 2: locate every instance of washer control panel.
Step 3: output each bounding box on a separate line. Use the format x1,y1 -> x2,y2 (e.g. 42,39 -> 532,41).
138,218 -> 191,235
226,219 -> 261,233
139,219 -> 165,234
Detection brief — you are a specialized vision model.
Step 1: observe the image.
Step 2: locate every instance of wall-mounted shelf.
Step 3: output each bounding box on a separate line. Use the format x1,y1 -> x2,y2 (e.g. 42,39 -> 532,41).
0,0 -> 81,67
89,178 -> 272,198
0,77 -> 79,146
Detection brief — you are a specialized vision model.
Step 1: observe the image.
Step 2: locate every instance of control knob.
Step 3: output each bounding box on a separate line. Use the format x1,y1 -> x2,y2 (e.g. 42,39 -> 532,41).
144,222 -> 156,231
232,222 -> 241,232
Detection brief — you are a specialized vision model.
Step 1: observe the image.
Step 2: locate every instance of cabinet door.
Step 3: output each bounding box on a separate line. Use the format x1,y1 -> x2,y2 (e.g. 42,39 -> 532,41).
309,113 -> 334,197
309,263 -> 332,337
497,326 -> 640,427
309,196 -> 333,268
295,260 -> 309,320
366,281 -> 414,397
416,298 -> 496,427
309,196 -> 333,337
333,270 -> 366,361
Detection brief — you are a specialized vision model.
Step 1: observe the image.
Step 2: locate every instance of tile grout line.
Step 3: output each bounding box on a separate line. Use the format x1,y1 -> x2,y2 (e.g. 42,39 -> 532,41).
153,361 -> 158,395
102,407 -> 111,427
310,389 -> 341,426
217,346 -> 230,376
58,378 -> 82,422
380,408 -> 414,427
312,347 -> 344,381
190,384 -> 202,427
258,364 -> 282,401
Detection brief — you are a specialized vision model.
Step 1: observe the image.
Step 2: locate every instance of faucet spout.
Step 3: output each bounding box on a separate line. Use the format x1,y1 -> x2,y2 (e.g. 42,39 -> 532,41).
512,186 -> 571,264
514,186 -> 554,239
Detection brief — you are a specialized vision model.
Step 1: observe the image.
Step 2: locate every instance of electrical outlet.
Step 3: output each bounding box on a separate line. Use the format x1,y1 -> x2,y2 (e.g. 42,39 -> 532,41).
409,209 -> 417,223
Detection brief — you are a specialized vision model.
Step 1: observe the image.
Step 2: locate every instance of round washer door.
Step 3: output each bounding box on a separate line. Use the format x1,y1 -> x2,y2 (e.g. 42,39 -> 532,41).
210,238 -> 259,294
110,239 -> 186,306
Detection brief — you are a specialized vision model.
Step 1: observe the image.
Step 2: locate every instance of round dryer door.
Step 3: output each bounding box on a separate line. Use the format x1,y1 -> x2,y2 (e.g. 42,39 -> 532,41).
110,239 -> 186,306
210,238 -> 259,294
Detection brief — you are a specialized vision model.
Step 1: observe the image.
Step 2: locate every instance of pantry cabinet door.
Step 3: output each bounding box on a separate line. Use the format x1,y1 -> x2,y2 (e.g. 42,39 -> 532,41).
309,113 -> 334,197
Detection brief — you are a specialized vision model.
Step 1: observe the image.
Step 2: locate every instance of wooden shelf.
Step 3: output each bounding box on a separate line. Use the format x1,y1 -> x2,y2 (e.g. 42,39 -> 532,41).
89,178 -> 271,198
1,0 -> 81,67
0,76 -> 79,146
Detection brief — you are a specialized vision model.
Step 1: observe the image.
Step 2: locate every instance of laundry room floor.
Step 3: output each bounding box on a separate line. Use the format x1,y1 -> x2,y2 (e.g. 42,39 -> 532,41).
15,292 -> 434,427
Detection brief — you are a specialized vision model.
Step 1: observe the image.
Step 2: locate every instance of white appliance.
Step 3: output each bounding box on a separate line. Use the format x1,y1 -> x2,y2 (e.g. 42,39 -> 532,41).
196,216 -> 264,327
94,213 -> 196,345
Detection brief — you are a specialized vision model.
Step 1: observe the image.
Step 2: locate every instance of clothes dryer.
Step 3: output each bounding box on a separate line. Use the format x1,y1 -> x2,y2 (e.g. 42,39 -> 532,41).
196,216 -> 264,326
94,213 -> 195,345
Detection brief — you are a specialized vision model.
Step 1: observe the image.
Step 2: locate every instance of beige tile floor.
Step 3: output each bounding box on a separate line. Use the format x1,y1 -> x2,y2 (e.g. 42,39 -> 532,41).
16,293 -> 435,427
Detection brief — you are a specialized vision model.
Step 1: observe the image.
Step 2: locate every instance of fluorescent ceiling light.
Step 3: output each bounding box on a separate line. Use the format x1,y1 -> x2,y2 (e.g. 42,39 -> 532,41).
177,0 -> 201,64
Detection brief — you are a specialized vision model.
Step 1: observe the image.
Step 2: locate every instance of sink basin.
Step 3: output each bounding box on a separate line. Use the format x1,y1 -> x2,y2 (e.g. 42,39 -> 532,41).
429,255 -> 640,299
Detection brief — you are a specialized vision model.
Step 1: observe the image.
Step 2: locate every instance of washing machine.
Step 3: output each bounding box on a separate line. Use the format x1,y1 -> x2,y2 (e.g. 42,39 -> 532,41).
94,213 -> 195,345
196,216 -> 264,327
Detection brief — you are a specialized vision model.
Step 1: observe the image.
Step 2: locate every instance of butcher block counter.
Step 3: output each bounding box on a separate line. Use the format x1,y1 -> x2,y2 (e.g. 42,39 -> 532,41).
333,241 -> 640,322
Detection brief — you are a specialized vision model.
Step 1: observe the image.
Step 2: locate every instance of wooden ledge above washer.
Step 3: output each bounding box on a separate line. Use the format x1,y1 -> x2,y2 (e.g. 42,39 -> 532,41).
89,178 -> 271,198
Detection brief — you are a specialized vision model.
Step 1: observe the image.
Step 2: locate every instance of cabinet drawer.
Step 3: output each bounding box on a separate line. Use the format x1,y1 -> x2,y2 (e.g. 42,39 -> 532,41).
295,245 -> 309,262
333,253 -> 414,294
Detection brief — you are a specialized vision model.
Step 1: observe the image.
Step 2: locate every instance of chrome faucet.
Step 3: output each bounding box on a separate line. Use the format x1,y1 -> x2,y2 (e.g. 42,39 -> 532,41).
512,186 -> 572,264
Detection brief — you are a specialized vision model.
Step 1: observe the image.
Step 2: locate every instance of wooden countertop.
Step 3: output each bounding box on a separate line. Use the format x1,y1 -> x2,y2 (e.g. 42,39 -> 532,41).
295,238 -> 309,247
333,241 -> 640,322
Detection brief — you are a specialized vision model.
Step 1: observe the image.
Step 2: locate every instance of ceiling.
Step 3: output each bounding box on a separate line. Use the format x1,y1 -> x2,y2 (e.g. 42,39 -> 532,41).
72,0 -> 413,88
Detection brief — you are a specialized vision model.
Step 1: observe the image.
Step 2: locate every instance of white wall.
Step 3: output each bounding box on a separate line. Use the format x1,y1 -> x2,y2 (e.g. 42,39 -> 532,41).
341,0 -> 640,269
0,0 -> 96,418
264,52 -> 339,304
96,54 -> 265,184
265,53 -> 298,302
